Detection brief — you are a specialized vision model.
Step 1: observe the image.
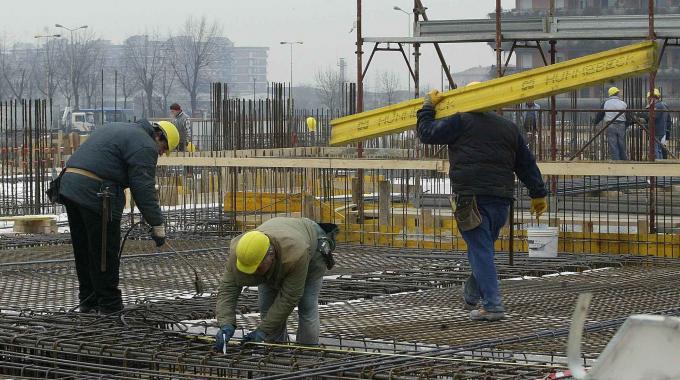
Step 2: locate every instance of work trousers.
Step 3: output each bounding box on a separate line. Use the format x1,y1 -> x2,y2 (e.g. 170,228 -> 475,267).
460,196 -> 510,313
64,198 -> 123,313
606,123 -> 628,160
258,276 -> 323,345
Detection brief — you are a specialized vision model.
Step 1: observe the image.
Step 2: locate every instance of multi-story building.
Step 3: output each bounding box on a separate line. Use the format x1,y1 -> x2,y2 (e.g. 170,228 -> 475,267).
225,46 -> 269,96
510,0 -> 680,99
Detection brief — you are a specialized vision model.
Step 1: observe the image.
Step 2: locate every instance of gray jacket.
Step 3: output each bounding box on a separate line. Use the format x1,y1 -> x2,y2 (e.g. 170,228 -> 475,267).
172,111 -> 191,151
593,96 -> 628,124
59,120 -> 163,226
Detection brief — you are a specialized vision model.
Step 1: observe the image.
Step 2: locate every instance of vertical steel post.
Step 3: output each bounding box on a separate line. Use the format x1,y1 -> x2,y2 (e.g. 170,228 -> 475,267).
648,0 -> 657,233
413,0 -> 421,98
356,0 -> 365,225
495,0 -> 503,116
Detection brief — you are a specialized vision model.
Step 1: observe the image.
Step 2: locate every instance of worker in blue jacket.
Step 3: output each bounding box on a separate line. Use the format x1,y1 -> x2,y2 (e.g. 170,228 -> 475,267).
59,120 -> 179,314
416,85 -> 548,321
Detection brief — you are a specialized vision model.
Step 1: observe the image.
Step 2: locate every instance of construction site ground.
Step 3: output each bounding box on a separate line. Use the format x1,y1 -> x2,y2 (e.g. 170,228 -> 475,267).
2,232 -> 679,379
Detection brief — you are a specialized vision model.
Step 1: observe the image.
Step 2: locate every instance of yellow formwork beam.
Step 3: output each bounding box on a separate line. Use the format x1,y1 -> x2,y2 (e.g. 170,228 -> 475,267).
330,41 -> 657,146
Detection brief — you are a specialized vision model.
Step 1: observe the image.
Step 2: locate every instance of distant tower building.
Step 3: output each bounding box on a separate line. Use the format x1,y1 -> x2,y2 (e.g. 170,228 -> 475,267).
338,58 -> 347,84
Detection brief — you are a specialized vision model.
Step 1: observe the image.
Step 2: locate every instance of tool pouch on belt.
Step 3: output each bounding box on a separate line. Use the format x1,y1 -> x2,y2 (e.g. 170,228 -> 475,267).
453,195 -> 482,232
317,223 -> 339,270
46,168 -> 66,204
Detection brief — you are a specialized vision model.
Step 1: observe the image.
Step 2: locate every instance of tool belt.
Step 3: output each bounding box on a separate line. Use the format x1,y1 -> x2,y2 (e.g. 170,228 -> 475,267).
316,223 -> 339,270
452,195 -> 482,232
65,167 -> 103,182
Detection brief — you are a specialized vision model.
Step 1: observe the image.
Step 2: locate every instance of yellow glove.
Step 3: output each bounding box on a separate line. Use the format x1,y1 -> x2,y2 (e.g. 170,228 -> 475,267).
423,89 -> 445,108
530,197 -> 548,218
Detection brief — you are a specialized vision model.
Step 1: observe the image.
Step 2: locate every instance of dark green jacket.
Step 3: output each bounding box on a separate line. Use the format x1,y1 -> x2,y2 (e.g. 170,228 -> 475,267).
59,120 -> 163,226
216,217 -> 327,334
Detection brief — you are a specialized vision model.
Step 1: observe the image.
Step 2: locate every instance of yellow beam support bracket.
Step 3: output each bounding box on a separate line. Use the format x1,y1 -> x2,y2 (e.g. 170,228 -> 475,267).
330,41 -> 657,146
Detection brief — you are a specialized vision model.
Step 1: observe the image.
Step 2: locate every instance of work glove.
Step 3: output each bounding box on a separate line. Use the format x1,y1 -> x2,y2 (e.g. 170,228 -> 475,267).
240,329 -> 266,346
213,324 -> 236,352
423,89 -> 444,108
530,197 -> 548,218
150,224 -> 166,247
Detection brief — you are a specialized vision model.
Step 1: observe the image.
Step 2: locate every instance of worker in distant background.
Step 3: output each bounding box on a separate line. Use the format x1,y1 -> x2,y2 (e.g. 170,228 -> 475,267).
522,100 -> 541,144
638,88 -> 672,160
170,103 -> 192,152
416,85 -> 548,321
214,217 -> 337,350
593,86 -> 629,160
58,120 -> 180,314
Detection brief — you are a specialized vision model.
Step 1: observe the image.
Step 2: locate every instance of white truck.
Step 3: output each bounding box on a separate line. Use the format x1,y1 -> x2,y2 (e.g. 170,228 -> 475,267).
61,107 -> 95,134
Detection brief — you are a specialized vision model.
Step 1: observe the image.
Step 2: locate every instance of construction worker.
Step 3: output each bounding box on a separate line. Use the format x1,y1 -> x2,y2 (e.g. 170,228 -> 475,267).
593,86 -> 629,160
522,100 -> 541,143
214,217 -> 337,350
170,103 -> 191,152
416,87 -> 547,321
58,120 -> 180,314
638,88 -> 672,160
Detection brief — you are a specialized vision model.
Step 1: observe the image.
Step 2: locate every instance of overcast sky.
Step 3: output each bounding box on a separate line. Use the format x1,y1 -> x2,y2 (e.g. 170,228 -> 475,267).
2,0 -> 515,92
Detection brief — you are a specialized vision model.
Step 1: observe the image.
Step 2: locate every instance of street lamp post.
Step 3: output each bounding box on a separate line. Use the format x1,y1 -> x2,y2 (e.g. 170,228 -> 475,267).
34,34 -> 61,100
55,24 -> 88,108
393,6 -> 412,94
279,41 -> 303,96
253,77 -> 257,101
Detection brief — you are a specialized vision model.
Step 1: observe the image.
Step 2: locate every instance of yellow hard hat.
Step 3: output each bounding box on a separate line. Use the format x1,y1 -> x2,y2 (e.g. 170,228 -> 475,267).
235,231 -> 270,274
608,86 -> 620,97
154,121 -> 180,152
186,142 -> 197,152
466,81 -> 481,87
647,88 -> 661,98
306,117 -> 317,132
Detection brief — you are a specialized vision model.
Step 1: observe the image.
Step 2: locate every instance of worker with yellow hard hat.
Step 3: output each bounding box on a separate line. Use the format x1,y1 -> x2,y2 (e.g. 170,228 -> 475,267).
416,84 -> 548,322
592,86 -> 629,160
639,88 -> 672,159
214,217 -> 338,350
55,119 -> 180,314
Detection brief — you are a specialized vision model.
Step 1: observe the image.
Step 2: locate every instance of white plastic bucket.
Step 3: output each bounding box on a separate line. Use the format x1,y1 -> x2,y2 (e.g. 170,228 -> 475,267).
527,227 -> 559,258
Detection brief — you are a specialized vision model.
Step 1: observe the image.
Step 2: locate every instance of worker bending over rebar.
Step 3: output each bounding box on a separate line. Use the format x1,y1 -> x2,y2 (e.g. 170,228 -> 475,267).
56,120 -> 180,314
416,85 -> 548,321
214,217 -> 337,349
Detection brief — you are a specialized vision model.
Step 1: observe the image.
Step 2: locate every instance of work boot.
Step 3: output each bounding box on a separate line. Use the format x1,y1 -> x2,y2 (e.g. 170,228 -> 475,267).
462,299 -> 477,311
78,304 -> 99,314
99,303 -> 124,315
469,309 -> 505,321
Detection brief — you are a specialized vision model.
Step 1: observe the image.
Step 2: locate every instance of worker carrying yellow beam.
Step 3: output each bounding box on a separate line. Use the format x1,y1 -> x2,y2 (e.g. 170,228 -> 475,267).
214,217 -> 338,350
416,85 -> 548,321
54,120 -> 180,314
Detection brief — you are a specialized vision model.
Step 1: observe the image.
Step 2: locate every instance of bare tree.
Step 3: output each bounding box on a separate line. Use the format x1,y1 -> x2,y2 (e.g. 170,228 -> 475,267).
155,62 -> 175,113
81,52 -> 104,108
81,70 -> 101,108
56,30 -> 103,109
33,38 -> 61,100
314,66 -> 341,111
118,71 -> 138,110
168,16 -> 222,113
0,41 -> 33,99
378,70 -> 401,106
124,33 -> 165,117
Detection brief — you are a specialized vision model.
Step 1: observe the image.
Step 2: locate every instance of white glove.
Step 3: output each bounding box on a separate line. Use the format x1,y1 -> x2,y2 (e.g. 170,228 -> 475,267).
661,135 -> 667,146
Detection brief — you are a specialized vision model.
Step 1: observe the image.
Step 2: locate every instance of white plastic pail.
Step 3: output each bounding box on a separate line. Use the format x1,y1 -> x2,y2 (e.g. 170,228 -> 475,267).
527,227 -> 559,258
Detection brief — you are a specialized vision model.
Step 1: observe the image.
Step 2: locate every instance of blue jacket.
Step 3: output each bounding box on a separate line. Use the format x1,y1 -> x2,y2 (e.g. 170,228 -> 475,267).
640,100 -> 671,139
59,120 -> 164,225
416,106 -> 547,199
